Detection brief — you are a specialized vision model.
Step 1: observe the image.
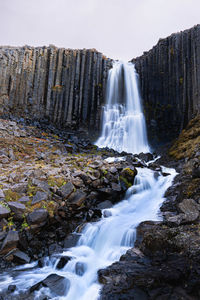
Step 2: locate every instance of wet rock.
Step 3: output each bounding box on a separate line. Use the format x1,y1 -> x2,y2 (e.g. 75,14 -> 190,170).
0,205 -> 10,219
68,190 -> 87,207
27,209 -> 48,225
48,244 -> 62,256
32,191 -> 48,205
30,273 -> 70,296
0,230 -> 19,255
111,182 -> 121,192
58,182 -> 74,199
75,261 -> 87,276
97,200 -> 113,210
8,285 -> 16,293
178,199 -> 199,223
12,249 -> 31,264
56,256 -> 72,269
64,233 -> 81,249
137,152 -> 153,162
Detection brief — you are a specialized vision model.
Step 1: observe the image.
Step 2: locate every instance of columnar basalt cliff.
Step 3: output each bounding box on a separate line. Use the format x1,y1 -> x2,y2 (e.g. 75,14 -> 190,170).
133,24 -> 200,144
0,46 -> 112,134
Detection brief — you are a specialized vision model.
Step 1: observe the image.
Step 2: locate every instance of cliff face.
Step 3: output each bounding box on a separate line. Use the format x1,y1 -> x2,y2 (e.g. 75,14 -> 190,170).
133,24 -> 200,144
0,46 -> 112,134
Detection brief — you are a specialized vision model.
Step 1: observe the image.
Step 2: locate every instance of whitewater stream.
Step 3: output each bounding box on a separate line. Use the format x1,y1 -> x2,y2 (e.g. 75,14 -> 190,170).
0,62 -> 177,299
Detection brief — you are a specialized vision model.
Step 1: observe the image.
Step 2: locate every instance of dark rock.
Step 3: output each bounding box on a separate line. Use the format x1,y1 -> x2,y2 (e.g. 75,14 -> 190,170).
42,274 -> 70,296
12,249 -> 31,264
27,209 -> 48,225
18,196 -> 30,203
68,190 -> 87,207
75,261 -> 87,276
64,233 -> 81,249
58,182 -> 74,199
137,152 -> 153,162
0,204 -> 10,219
178,199 -> 199,223
0,230 -> 19,255
48,243 -> 62,256
32,191 -> 48,204
56,256 -> 72,269
8,285 -> 16,293
8,202 -> 26,214
97,200 -> 113,210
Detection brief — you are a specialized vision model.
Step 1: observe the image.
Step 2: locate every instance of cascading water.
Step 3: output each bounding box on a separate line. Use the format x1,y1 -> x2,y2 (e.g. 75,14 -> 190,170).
96,61 -> 150,154
0,62 -> 177,300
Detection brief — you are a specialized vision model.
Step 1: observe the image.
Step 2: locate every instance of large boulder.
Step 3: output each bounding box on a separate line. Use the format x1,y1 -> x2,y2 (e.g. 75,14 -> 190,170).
32,191 -> 48,205
68,190 -> 87,207
178,199 -> 199,223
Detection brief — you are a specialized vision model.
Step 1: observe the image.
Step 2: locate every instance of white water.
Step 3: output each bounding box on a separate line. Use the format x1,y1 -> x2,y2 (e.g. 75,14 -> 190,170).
96,61 -> 150,154
0,166 -> 176,299
0,61 -> 176,300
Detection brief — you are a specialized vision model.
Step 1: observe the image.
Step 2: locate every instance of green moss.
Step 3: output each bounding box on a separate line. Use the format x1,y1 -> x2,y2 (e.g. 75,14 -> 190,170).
119,176 -> 132,188
123,168 -> 135,177
48,176 -> 66,188
4,190 -> 20,202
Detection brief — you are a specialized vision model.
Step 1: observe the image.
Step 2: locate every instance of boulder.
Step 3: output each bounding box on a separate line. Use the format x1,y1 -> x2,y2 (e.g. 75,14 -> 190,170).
30,273 -> 70,296
0,205 -> 10,219
32,191 -> 48,205
27,209 -> 48,225
0,230 -> 19,255
58,182 -> 74,199
56,256 -> 72,269
178,199 -> 199,223
75,261 -> 87,276
7,202 -> 26,214
64,233 -> 81,249
68,190 -> 87,207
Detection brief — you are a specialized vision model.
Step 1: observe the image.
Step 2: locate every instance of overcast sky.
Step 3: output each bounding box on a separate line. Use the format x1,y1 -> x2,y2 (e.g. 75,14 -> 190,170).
0,0 -> 200,61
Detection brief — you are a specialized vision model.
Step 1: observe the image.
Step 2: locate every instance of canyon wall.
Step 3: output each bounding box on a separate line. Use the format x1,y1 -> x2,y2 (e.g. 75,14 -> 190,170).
0,46 -> 111,135
133,24 -> 200,144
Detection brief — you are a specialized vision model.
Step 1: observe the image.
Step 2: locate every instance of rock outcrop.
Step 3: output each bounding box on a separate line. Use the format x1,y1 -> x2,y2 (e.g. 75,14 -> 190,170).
133,24 -> 200,144
0,46 -> 112,136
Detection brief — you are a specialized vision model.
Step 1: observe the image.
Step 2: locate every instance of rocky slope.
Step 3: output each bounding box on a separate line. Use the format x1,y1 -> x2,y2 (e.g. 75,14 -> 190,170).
0,117 -> 149,272
133,24 -> 200,144
0,46 -> 112,136
99,114 -> 200,300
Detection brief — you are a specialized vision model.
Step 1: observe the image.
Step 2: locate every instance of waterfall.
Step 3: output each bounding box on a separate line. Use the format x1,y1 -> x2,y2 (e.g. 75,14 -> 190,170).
96,61 -> 150,154
0,62 -> 176,300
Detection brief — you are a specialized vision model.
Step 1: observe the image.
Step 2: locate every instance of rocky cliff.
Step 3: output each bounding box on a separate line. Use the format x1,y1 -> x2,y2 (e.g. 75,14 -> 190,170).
0,46 -> 112,135
133,24 -> 200,144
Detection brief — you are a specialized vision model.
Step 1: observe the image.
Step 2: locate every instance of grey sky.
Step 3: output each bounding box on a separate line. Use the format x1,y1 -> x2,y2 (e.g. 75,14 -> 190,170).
0,0 -> 200,61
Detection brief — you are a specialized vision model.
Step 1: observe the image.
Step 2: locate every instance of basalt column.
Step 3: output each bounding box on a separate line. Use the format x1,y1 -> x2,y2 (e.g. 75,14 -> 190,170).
0,46 -> 112,133
133,24 -> 200,144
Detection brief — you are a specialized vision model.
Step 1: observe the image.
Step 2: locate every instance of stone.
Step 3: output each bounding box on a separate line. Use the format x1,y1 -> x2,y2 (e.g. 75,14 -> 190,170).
64,233 -> 81,249
0,205 -> 10,219
110,166 -> 117,174
8,202 -> 26,214
27,209 -> 48,225
18,196 -> 30,203
0,230 -> 19,255
0,189 -> 5,198
56,256 -> 72,269
41,274 -> 70,296
8,285 -> 16,293
8,148 -> 15,160
68,190 -> 87,207
12,249 -> 31,264
58,182 -> 74,199
32,191 -> 48,204
111,182 -> 121,192
178,199 -> 199,223
97,200 -> 113,210
75,262 -> 87,276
